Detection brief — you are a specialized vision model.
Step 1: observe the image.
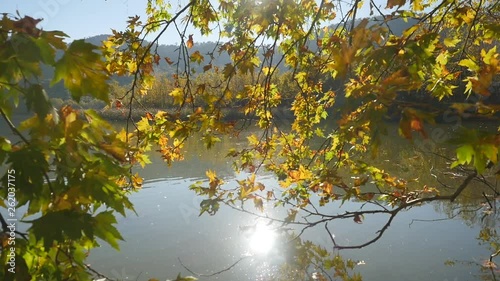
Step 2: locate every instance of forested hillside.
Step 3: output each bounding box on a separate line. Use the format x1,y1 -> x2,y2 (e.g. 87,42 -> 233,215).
44,16 -> 499,118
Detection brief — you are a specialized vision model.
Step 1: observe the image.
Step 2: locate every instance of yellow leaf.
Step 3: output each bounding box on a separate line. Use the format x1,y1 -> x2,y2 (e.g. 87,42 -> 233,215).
458,58 -> 479,72
137,117 -> 150,132
190,51 -> 204,63
247,134 -> 260,145
133,173 -> 143,189
321,182 -> 333,194
116,128 -> 131,143
288,165 -> 313,181
169,88 -> 185,105
444,37 -> 460,48
127,61 -> 137,73
482,46 -> 498,65
99,143 -> 127,162
135,153 -> 151,168
206,170 -> 217,182
253,197 -> 264,212
412,0 -> 424,11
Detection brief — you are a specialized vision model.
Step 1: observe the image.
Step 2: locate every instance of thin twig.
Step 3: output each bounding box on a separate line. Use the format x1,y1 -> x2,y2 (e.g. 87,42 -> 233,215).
178,256 -> 251,277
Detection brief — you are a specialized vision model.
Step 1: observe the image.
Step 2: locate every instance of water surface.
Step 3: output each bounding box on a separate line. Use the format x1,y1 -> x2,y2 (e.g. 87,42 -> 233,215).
85,122 -> 498,281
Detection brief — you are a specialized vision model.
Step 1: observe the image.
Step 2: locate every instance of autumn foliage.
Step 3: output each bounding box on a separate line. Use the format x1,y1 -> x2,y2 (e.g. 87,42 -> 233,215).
1,0 -> 500,280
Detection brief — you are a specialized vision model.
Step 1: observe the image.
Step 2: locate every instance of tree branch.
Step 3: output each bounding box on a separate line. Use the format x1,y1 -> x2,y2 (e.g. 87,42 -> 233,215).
178,256 -> 251,277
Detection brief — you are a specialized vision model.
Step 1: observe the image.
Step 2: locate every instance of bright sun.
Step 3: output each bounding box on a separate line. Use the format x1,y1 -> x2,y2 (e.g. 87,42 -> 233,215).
249,223 -> 276,255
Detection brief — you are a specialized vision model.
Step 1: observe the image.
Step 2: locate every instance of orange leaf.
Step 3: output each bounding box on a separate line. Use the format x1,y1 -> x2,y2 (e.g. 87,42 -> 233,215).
164,57 -> 174,65
146,112 -> 154,121
115,100 -> 123,109
266,191 -> 274,200
153,54 -> 160,65
187,34 -> 194,49
142,62 -> 153,74
132,173 -> 143,189
470,78 -> 491,96
386,0 -> 407,9
13,16 -> 43,37
410,117 -> 428,138
203,64 -> 212,72
289,170 -> 300,180
60,105 -> 74,119
321,182 -> 333,194
410,117 -> 422,130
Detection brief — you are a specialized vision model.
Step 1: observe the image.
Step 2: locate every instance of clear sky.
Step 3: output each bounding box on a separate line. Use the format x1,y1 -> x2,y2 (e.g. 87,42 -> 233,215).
3,0 -> 228,44
4,1 -> 150,39
3,0 -> 391,44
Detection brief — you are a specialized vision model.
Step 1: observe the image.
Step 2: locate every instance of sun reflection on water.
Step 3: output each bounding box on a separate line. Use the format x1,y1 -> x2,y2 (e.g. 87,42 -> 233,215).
248,222 -> 277,255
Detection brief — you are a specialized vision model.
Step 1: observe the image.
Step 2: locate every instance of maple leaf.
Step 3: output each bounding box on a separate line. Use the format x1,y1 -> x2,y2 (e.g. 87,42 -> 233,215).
13,16 -> 43,37
187,34 -> 194,49
165,57 -> 174,65
386,0 -> 406,9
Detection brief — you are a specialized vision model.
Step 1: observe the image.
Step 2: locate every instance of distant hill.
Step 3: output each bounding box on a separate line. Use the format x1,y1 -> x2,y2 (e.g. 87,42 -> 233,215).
43,17 -> 417,99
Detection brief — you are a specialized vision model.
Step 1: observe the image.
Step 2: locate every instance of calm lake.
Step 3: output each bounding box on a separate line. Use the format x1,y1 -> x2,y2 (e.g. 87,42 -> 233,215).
84,120 -> 497,281
1,115 -> 498,280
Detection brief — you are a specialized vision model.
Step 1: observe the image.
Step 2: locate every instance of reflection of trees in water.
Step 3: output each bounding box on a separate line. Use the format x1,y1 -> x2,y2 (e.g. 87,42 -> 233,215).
139,131 -> 246,180
431,190 -> 499,281
162,124 -> 499,280
432,187 -> 498,228
258,136 -> 499,280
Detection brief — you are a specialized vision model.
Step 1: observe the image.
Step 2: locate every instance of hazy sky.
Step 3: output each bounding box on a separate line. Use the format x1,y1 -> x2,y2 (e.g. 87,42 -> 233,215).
3,0 -> 390,44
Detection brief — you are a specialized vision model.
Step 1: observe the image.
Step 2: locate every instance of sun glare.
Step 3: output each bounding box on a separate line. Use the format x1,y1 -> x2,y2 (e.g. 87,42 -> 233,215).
249,223 -> 276,255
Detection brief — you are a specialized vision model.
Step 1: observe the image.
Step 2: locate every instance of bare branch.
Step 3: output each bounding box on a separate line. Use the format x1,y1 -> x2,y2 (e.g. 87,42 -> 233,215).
178,256 -> 250,277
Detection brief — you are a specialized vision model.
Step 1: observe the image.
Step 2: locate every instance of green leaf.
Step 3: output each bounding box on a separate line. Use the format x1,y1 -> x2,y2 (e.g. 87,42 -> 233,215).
451,144 -> 474,168
10,35 -> 43,63
202,134 -> 221,149
85,109 -> 114,131
30,211 -> 92,249
34,36 -> 57,64
52,39 -> 110,103
199,199 -> 220,216
0,137 -> 11,164
458,58 -> 479,72
40,30 -> 68,50
443,37 -> 460,48
93,211 -> 124,250
479,144 -> 498,164
24,84 -> 53,118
